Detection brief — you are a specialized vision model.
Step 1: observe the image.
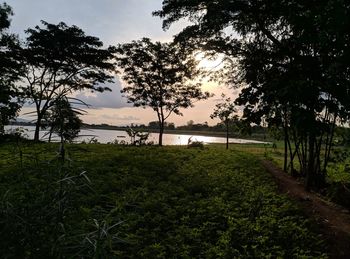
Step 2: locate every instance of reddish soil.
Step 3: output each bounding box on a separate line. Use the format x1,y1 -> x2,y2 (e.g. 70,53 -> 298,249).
261,160 -> 350,259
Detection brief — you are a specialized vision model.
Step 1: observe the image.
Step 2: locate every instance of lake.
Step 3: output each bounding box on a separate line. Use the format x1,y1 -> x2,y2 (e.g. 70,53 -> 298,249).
4,125 -> 268,145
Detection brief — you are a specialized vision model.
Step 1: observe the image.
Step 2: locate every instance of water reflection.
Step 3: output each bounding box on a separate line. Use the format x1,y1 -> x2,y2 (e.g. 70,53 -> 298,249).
5,126 -> 268,145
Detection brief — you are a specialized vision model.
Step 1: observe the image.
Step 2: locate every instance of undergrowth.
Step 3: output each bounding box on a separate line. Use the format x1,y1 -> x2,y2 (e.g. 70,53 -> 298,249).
0,142 -> 327,258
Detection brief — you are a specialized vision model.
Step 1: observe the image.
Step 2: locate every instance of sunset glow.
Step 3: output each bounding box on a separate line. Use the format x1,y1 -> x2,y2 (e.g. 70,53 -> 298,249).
10,0 -> 237,127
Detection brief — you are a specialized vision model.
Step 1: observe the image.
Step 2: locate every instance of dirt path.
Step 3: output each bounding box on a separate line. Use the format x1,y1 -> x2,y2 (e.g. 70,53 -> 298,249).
261,160 -> 350,259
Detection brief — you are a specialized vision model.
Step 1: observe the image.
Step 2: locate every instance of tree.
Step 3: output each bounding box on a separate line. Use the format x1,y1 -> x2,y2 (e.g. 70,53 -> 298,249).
148,121 -> 175,130
44,96 -> 83,143
116,38 -> 211,146
155,0 -> 350,189
210,94 -> 237,149
148,121 -> 159,129
21,21 -> 116,141
0,3 -> 22,133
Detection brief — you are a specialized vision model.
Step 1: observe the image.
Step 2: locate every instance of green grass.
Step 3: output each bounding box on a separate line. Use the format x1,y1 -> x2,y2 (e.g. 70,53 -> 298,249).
226,142 -> 285,167
229,141 -> 350,183
227,141 -> 350,210
0,142 -> 327,258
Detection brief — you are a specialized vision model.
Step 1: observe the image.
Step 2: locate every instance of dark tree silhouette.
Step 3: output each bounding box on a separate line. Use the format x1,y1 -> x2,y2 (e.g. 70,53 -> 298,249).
116,38 -> 211,146
21,21 -> 116,141
155,0 -> 350,189
44,97 -> 83,143
210,94 -> 237,150
0,3 -> 22,133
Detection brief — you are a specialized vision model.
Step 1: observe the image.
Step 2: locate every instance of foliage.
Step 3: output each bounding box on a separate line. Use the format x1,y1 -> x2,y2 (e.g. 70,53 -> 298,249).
20,21 -> 116,141
0,143 -> 327,257
125,127 -> 150,146
187,140 -> 204,149
334,127 -> 350,147
116,38 -> 211,146
211,93 -> 237,149
211,94 -> 237,124
326,148 -> 350,208
234,142 -> 350,210
43,96 -> 84,143
148,121 -> 175,130
155,0 -> 350,189
0,3 -> 22,133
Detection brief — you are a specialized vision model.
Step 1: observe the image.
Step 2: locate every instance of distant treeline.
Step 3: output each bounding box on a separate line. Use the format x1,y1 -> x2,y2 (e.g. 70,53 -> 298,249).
9,120 -> 350,144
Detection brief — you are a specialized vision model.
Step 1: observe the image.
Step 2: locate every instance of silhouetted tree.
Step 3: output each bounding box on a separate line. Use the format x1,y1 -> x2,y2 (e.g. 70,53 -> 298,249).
148,121 -> 175,130
148,121 -> 159,129
155,0 -> 350,189
210,94 -> 237,149
44,96 -> 83,143
20,21 -> 116,141
116,38 -> 211,146
167,122 -> 175,130
0,3 -> 22,133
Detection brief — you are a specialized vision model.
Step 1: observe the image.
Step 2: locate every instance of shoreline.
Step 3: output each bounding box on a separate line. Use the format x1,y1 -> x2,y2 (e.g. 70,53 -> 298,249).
5,124 -> 271,144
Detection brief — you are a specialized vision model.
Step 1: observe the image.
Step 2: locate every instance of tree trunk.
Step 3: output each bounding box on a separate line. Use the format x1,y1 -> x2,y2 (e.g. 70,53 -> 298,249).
158,120 -> 164,146
284,126 -> 288,172
34,117 -> 41,142
306,134 -> 316,190
323,119 -> 336,172
226,121 -> 229,150
48,128 -> 53,143
287,136 -> 297,176
0,123 -> 4,135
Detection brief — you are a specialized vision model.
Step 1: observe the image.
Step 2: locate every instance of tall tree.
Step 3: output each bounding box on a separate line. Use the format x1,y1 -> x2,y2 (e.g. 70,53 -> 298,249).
210,94 -> 237,150
0,3 -> 22,133
21,21 -> 116,141
116,38 -> 211,146
155,0 -> 350,189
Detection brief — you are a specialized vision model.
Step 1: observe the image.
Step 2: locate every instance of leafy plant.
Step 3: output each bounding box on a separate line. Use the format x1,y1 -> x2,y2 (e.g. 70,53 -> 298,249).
126,127 -> 150,146
187,139 -> 204,149
0,143 -> 328,257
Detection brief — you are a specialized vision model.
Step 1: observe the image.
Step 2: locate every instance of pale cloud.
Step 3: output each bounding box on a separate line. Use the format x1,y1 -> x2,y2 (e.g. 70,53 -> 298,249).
100,114 -> 140,121
8,0 -> 184,45
74,78 -> 131,109
18,81 -> 239,126
82,107 -> 154,126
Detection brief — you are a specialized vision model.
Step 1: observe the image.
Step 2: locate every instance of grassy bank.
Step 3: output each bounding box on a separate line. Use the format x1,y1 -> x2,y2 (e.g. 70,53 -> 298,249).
0,142 -> 327,258
230,141 -> 350,209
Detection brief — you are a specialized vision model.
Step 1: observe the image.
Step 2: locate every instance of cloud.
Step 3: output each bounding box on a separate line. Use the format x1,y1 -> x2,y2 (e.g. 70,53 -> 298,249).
9,0 -> 241,127
74,78 -> 132,109
9,0 -> 185,46
100,114 -> 140,121
21,77 -> 132,110
81,107 -> 147,125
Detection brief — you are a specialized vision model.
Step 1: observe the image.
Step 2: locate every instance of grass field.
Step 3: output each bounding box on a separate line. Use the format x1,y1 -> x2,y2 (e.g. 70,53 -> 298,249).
230,141 -> 350,183
228,141 -> 350,209
0,141 -> 327,258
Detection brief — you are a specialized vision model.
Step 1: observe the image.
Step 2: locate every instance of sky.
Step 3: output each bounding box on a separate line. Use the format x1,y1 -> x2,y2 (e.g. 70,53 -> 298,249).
7,0 -> 236,126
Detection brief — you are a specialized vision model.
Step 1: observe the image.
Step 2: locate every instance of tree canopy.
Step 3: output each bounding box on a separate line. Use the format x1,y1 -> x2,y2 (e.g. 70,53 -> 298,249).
43,96 -> 83,143
155,0 -> 350,188
211,94 -> 237,149
21,21 -> 116,141
0,3 -> 22,133
116,38 -> 211,146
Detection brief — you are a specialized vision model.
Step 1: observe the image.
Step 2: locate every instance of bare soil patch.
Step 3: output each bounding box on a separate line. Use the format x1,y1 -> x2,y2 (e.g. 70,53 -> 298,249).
261,160 -> 350,258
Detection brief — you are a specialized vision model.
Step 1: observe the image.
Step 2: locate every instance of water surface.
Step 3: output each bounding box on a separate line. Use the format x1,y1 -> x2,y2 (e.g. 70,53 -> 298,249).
5,125 -> 268,145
